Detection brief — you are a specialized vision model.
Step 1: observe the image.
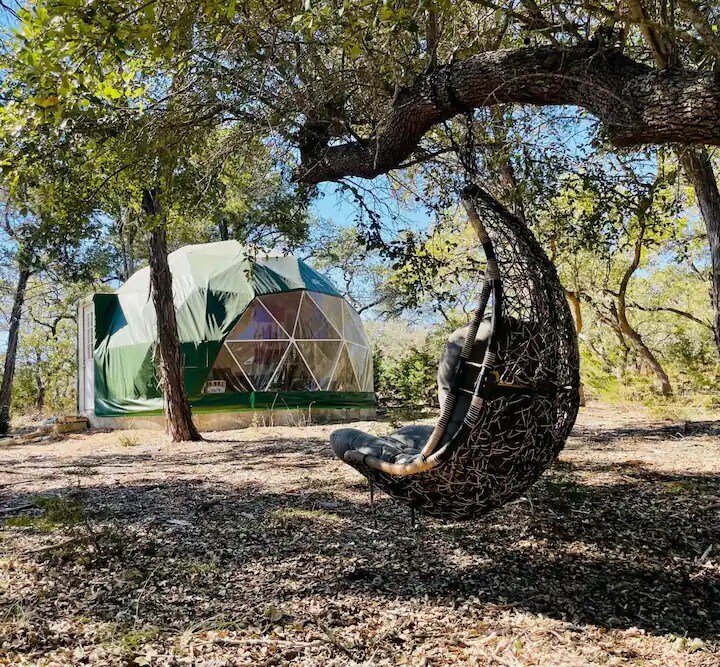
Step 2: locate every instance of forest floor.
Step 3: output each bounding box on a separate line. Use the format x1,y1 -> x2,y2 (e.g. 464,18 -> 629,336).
0,402 -> 719,666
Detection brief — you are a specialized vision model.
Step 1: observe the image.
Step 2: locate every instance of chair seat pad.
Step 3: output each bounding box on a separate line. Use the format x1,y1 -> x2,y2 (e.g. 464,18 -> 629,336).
330,425 -> 434,465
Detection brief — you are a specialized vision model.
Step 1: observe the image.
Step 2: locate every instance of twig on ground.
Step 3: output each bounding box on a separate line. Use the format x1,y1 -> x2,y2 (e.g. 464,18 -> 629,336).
204,637 -> 325,648
318,622 -> 355,656
0,503 -> 35,515
23,537 -> 85,554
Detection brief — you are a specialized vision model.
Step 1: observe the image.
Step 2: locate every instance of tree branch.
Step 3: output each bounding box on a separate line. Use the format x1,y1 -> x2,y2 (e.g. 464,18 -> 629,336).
296,44 -> 720,184
626,302 -> 714,330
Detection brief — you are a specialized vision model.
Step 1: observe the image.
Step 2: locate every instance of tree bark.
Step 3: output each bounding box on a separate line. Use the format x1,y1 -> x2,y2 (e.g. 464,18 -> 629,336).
0,265 -> 31,434
565,290 -> 586,406
624,2 -> 720,357
218,218 -> 230,241
614,224 -> 673,396
35,376 -> 45,413
614,309 -> 673,396
679,148 -> 720,354
143,189 -> 202,442
118,209 -> 136,282
296,44 -> 720,183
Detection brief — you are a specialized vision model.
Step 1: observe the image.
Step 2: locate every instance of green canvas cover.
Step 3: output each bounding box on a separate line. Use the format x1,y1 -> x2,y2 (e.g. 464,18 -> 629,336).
92,241 -> 374,416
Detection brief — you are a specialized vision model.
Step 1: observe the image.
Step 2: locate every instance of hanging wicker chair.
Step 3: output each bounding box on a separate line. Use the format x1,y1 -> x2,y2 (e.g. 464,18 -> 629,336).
330,185 -> 580,521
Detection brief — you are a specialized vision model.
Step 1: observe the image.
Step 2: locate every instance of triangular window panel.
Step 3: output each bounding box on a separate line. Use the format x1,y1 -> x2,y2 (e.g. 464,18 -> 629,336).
307,292 -> 343,338
342,301 -> 368,345
296,340 -> 342,390
259,292 -> 302,338
266,343 -> 319,391
328,344 -> 359,391
362,349 -> 374,392
294,292 -> 338,340
225,341 -> 289,391
346,343 -> 371,390
226,300 -> 288,341
206,345 -> 253,392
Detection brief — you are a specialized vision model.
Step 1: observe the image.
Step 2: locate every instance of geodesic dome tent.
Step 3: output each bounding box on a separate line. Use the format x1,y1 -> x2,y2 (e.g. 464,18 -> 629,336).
80,241 -> 374,425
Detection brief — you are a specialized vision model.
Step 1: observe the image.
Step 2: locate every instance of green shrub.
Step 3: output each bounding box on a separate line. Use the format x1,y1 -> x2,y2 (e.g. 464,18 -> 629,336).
373,343 -> 438,411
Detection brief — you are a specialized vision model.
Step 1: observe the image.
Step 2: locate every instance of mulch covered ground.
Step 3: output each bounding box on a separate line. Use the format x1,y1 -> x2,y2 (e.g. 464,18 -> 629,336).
1,403 -> 719,666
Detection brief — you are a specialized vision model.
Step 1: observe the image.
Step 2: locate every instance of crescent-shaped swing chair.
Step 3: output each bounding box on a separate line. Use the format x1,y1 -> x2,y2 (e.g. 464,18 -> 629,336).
330,184 -> 581,521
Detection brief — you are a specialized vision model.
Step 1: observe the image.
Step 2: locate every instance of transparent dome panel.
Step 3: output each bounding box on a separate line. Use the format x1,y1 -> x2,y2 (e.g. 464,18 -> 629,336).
266,344 -> 319,391
342,301 -> 369,346
327,345 -> 360,391
361,348 -> 374,392
296,340 -> 342,390
258,292 -> 302,337
225,341 -> 289,391
307,292 -> 343,337
206,346 -> 253,392
226,300 -> 288,341
294,292 -> 339,340
346,343 -> 371,390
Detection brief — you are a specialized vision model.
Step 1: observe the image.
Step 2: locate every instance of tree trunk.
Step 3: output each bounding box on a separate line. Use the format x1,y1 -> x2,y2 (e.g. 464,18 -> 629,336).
143,189 -> 202,442
617,318 -> 673,396
565,290 -> 586,406
35,377 -> 45,413
218,218 -> 230,241
118,209 -> 136,282
613,227 -> 673,397
0,265 -> 31,434
679,148 -> 720,355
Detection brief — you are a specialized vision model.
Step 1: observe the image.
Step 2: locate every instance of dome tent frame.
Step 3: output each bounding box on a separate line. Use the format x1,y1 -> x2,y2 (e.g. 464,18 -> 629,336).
206,290 -> 373,394
79,242 -> 375,428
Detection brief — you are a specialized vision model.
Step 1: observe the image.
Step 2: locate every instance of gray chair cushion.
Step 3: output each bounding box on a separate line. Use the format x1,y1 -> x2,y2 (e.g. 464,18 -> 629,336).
436,321 -> 493,441
330,425 -> 434,465
332,322 -> 499,466
437,320 -> 492,407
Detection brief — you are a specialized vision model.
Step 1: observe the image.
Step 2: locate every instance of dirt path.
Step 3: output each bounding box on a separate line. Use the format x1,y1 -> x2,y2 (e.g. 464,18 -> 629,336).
1,403 -> 719,666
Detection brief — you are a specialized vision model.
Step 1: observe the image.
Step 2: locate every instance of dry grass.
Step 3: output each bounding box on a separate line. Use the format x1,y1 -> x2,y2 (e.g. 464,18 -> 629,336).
0,402 -> 718,666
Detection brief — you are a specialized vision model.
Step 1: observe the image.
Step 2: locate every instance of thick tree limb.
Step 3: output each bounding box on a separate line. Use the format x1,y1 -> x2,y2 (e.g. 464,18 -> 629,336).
296,44 -> 720,184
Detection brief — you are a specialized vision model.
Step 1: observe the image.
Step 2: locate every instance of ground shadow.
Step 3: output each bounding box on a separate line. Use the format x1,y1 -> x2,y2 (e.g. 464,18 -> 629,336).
2,454 -> 719,646
570,419 -> 720,445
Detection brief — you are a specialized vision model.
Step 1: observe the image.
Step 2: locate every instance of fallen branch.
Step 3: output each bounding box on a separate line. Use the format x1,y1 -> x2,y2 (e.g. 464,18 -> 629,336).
0,426 -> 59,448
205,637 -> 325,649
0,503 -> 35,515
23,537 -> 85,554
318,623 -> 355,657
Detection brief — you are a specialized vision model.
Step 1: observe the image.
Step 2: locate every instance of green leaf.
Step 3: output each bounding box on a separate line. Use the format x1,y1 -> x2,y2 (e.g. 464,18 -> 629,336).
34,96 -> 61,108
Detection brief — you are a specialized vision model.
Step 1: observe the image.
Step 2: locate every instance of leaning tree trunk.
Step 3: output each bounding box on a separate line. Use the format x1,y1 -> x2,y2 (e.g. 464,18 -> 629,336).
564,290 -> 586,406
143,189 -> 202,442
679,148 -> 720,355
0,265 -> 31,434
612,219 -> 673,397
616,317 -> 673,397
